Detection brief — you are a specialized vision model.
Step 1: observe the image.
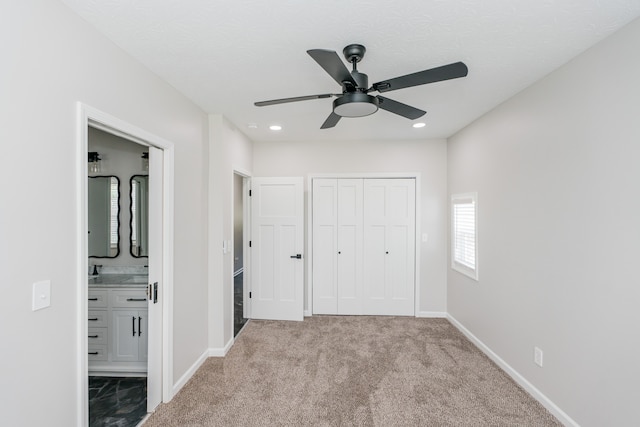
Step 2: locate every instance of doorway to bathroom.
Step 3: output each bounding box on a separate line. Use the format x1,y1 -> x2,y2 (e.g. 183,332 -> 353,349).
233,172 -> 249,336
78,103 -> 174,426
87,127 -> 150,426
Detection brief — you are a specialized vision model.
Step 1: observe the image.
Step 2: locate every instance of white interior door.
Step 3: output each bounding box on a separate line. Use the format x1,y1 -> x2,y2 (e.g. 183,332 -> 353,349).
250,177 -> 304,321
337,179 -> 363,314
363,179 -> 416,315
146,146 -> 163,411
312,179 -> 338,314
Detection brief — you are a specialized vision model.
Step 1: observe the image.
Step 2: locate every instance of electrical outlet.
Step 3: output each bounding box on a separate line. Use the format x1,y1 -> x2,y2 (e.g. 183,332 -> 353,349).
534,347 -> 543,367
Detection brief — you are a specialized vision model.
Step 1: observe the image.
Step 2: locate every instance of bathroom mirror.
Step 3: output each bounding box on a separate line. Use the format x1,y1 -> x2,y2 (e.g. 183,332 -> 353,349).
130,175 -> 149,257
88,176 -> 120,258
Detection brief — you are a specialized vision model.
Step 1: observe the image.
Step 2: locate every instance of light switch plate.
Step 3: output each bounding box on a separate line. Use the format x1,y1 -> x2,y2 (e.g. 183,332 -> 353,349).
422,233 -> 428,243
32,280 -> 51,311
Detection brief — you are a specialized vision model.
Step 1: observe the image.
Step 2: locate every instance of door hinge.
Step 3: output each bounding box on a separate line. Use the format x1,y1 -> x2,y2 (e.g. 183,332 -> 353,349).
249,190 -> 252,196
249,291 -> 252,298
249,241 -> 252,248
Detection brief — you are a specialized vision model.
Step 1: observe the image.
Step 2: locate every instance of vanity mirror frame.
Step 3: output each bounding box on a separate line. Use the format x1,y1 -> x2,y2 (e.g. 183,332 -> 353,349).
130,174 -> 149,258
88,175 -> 121,258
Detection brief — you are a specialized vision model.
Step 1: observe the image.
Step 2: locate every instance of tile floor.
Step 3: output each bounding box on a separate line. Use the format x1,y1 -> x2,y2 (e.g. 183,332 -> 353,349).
234,272 -> 247,336
89,376 -> 147,427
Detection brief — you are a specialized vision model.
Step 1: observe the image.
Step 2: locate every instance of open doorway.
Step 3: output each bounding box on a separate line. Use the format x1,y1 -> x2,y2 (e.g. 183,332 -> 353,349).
87,127 -> 150,426
78,103 -> 174,426
233,172 -> 248,336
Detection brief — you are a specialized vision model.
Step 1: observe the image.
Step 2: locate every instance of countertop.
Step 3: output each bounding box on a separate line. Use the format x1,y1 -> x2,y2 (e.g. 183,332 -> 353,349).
88,274 -> 149,288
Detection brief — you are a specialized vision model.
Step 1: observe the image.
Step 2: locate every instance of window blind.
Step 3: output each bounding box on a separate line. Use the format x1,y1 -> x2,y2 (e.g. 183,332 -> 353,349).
452,193 -> 477,279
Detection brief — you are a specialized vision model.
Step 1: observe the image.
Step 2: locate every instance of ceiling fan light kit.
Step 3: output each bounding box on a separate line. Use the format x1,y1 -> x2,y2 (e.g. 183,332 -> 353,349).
333,92 -> 378,117
255,43 -> 468,129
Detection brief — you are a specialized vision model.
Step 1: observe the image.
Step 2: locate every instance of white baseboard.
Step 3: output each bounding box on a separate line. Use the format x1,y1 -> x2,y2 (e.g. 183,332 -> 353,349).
209,337 -> 234,357
416,311 -> 447,318
171,349 -> 209,397
171,338 -> 235,397
446,314 -> 579,427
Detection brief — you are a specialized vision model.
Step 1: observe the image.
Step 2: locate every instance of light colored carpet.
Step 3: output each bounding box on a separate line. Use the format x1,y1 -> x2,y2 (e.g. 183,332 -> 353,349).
144,316 -> 561,426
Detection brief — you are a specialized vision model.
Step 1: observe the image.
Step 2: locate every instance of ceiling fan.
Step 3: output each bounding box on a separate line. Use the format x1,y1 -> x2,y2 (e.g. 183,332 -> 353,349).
254,44 -> 468,129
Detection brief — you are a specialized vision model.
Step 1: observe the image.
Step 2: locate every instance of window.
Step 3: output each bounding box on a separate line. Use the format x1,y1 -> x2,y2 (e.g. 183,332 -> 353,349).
451,192 -> 478,280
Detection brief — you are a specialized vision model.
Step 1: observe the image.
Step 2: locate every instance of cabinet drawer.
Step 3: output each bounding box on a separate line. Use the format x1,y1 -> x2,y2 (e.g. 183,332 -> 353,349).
88,290 -> 108,308
88,345 -> 108,361
88,327 -> 107,345
88,310 -> 107,327
111,289 -> 147,308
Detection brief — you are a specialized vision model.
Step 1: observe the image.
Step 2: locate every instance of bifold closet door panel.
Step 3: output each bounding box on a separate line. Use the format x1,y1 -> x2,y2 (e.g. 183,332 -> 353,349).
337,179 -> 363,315
312,179 -> 338,314
363,179 -> 416,316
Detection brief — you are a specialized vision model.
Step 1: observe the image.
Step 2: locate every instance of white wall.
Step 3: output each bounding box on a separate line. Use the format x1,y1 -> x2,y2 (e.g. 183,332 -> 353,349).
253,138 -> 448,314
0,1 -> 208,425
88,127 -> 149,266
208,115 -> 253,350
447,17 -> 640,426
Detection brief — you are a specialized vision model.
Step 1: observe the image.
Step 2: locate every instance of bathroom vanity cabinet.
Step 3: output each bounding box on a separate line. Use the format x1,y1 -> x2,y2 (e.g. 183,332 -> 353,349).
88,285 -> 148,376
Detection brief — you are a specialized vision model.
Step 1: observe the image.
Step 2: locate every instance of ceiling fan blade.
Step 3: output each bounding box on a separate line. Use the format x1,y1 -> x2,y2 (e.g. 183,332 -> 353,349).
373,61 -> 468,93
320,112 -> 341,129
377,96 -> 426,119
307,49 -> 357,88
255,93 -> 336,107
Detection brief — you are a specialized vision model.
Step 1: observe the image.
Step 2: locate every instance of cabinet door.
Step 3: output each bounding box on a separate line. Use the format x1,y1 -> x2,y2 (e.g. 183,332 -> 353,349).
363,179 -> 415,315
337,179 -> 363,314
112,310 -> 139,362
138,311 -> 148,362
312,179 -> 338,314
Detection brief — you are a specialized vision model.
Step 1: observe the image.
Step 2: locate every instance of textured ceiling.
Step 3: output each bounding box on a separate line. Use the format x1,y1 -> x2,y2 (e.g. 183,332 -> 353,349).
60,0 -> 640,142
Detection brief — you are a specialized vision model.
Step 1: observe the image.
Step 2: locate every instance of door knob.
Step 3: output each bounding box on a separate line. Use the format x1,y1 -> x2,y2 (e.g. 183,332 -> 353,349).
290,254 -> 302,259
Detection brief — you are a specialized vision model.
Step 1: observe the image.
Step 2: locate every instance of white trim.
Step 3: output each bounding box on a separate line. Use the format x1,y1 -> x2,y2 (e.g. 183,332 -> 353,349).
171,349 -> 209,397
416,311 -> 447,318
414,174 -> 422,316
447,314 -> 579,427
307,173 -> 422,316
171,337 -> 234,398
162,144 -> 175,403
209,338 -> 234,357
76,106 -> 90,427
77,103 -> 176,425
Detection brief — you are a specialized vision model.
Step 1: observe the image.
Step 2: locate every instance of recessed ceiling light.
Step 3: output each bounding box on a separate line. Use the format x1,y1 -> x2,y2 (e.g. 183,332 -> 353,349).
269,125 -> 282,131
412,122 -> 426,128
247,123 -> 258,129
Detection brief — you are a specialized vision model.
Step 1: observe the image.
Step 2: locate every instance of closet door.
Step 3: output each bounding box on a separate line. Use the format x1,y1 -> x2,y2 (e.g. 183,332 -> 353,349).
363,179 -> 416,315
336,179 -> 363,314
312,178 -> 364,315
312,179 -> 338,314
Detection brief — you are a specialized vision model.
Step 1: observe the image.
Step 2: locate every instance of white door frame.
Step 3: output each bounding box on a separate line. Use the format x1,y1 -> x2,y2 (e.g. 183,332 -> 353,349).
307,173 -> 421,317
76,103 -> 175,426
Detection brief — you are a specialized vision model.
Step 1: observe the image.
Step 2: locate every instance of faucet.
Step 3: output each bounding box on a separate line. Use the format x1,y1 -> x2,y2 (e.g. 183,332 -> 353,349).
91,264 -> 102,276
